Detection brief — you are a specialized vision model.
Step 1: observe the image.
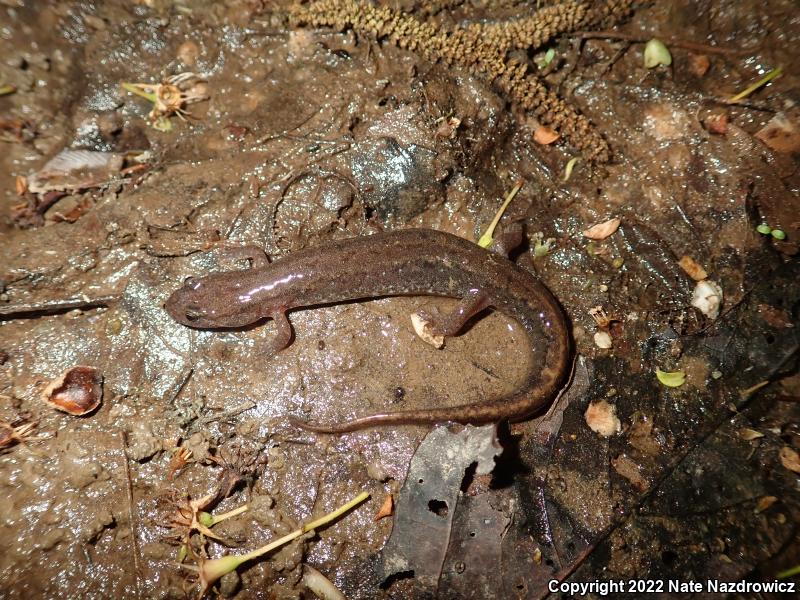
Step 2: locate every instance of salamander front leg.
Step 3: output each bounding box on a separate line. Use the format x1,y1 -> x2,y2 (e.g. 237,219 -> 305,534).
219,245 -> 270,269
264,310 -> 294,357
418,289 -> 492,337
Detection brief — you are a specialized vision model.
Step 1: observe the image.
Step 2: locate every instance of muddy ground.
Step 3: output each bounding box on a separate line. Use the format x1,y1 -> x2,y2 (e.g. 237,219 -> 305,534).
0,1 -> 798,599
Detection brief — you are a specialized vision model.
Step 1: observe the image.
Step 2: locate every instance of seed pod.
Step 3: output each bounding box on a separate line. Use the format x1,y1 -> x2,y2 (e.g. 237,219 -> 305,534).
41,366 -> 103,416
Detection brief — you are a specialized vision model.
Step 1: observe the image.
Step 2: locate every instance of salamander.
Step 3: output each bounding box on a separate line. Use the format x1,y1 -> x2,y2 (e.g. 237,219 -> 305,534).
165,228 -> 571,433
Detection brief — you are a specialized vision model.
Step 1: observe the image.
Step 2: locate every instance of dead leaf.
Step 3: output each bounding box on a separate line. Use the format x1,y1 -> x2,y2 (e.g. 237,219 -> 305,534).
582,217 -> 621,240
688,53 -> 710,77
703,112 -> 729,135
533,126 -> 559,145
678,255 -> 708,281
758,303 -> 794,329
755,113 -> 800,153
779,446 -> 800,473
629,417 -> 661,456
739,428 -> 764,441
754,496 -> 777,513
374,494 -> 393,521
15,175 -> 27,195
27,149 -> 124,194
585,400 -> 621,437
612,454 -> 649,491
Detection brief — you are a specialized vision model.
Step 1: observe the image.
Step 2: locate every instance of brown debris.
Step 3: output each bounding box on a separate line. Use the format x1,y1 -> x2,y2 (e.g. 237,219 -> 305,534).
41,366 -> 103,416
374,494 -> 394,521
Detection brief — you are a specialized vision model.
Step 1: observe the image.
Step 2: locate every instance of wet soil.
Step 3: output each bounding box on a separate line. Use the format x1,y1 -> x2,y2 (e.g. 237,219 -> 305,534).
0,1 -> 798,599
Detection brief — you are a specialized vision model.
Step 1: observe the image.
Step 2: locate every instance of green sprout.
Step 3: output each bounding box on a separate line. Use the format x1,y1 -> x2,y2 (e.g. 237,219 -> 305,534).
478,180 -> 524,248
756,223 -> 787,240
656,369 -> 686,388
535,47 -> 556,69
532,232 -> 555,258
183,491 -> 369,598
644,39 -> 672,68
727,67 -> 783,104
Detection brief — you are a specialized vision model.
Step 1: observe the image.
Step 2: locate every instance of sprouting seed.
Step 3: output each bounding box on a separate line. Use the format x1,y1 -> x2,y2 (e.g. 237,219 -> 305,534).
644,39 -> 672,69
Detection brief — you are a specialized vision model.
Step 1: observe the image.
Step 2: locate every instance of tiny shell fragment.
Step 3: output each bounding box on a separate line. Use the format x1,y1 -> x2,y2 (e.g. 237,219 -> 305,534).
41,366 -> 103,415
594,331 -> 613,349
691,280 -> 723,320
411,312 -> 444,348
678,255 -> 708,281
583,218 -> 621,240
585,400 -> 621,437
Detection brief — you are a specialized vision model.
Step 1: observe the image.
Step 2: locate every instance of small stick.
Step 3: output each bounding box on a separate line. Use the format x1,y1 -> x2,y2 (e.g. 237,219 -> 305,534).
120,430 -> 143,600
0,294 -> 118,320
570,30 -> 748,56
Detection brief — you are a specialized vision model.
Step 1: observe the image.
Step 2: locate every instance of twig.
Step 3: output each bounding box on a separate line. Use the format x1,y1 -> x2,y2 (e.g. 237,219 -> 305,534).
200,400 -> 256,424
120,430 -> 143,600
570,30 -> 748,56
0,294 -> 118,320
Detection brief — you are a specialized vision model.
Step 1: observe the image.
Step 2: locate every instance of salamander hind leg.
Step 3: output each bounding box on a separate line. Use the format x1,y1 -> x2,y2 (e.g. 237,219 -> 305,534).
417,289 -> 492,337
488,222 -> 523,258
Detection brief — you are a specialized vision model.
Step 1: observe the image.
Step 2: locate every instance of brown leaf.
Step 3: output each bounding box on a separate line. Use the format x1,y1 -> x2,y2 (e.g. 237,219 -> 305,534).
779,446 -> 800,473
612,454 -> 649,491
533,126 -> 559,145
582,217 -> 621,240
15,175 -> 27,196
41,366 -> 103,416
705,112 -> 728,135
374,494 -> 394,521
678,255 -> 708,281
739,428 -> 764,441
758,303 -> 794,329
754,496 -> 777,513
688,53 -> 710,77
755,113 -> 800,153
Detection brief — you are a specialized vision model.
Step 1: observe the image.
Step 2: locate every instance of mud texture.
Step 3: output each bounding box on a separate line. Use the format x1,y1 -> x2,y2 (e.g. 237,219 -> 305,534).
0,1 -> 799,599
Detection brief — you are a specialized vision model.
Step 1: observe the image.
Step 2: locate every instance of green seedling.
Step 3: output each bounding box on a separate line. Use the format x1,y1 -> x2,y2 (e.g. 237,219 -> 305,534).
182,491 -> 370,598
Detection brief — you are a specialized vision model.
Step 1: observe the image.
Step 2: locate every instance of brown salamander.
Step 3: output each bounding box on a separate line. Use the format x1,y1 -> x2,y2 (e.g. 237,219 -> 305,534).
165,228 -> 570,433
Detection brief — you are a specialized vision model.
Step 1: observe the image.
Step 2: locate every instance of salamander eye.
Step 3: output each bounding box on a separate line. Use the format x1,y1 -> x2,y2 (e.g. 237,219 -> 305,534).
184,306 -> 203,322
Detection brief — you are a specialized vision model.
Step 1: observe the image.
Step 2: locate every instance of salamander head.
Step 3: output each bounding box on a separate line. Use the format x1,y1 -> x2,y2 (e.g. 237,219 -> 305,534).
165,275 -> 258,329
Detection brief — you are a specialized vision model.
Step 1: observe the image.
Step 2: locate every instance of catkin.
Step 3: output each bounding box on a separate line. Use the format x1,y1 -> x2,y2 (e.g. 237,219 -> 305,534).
291,1 -> 637,162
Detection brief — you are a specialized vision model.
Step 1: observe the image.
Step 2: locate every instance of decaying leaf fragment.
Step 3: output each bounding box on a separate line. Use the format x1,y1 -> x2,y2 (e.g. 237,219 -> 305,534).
380,424 -> 501,591
533,126 -> 559,145
583,218 -> 621,240
779,447 -> 800,474
26,149 -> 124,194
678,255 -> 708,281
374,495 -> 394,521
754,112 -> 800,153
585,400 -> 621,437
